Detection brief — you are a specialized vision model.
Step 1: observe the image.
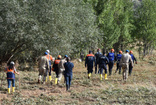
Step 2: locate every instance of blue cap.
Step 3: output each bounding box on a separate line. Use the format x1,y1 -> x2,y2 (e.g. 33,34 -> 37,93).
64,55 -> 68,58
44,52 -> 48,55
126,50 -> 129,52
89,51 -> 92,53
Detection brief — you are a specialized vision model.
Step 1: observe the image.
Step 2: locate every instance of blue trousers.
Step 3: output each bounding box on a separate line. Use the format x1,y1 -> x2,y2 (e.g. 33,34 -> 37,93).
65,75 -> 72,90
108,61 -> 114,75
7,79 -> 15,88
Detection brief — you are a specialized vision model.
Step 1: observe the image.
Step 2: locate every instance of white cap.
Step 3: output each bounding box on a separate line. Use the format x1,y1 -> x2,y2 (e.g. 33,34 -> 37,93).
10,61 -> 15,65
46,50 -> 50,53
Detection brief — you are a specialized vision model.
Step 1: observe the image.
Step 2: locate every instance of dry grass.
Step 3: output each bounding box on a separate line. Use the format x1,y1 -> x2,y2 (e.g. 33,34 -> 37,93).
0,56 -> 156,105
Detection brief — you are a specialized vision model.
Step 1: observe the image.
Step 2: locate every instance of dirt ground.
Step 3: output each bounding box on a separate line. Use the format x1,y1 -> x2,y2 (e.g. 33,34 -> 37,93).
0,56 -> 156,104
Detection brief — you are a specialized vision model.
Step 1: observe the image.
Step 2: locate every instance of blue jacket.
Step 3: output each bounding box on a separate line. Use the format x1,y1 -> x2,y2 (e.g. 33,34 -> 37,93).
64,62 -> 74,76
107,52 -> 115,61
116,54 -> 122,62
130,54 -> 137,63
99,55 -> 109,67
85,54 -> 96,67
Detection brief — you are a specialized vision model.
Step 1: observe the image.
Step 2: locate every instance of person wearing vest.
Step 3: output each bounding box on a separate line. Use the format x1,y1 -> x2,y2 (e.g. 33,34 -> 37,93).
85,51 -> 96,79
5,61 -> 19,93
95,48 -> 102,74
58,55 -> 68,84
107,49 -> 115,76
99,53 -> 109,80
38,52 -> 49,84
64,57 -> 74,91
52,55 -> 61,84
119,50 -> 133,83
129,51 -> 137,76
46,50 -> 54,82
115,51 -> 123,74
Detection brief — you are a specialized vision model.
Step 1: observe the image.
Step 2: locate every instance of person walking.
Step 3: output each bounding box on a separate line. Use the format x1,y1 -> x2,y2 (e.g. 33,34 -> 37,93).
115,51 -> 123,74
58,55 -> 68,83
64,57 -> 74,91
119,50 -> 133,83
85,51 -> 96,79
38,52 -> 49,84
99,53 -> 109,80
52,55 -> 61,84
5,61 -> 19,93
107,49 -> 115,76
95,48 -> 102,74
46,50 -> 54,81
129,51 -> 137,76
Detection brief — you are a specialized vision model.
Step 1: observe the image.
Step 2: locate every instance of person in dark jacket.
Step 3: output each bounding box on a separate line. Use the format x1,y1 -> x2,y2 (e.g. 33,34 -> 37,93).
64,57 -> 74,91
95,48 -> 102,74
107,49 -> 115,76
85,51 -> 96,79
129,51 -> 137,76
52,55 -> 61,84
99,53 -> 109,80
115,51 -> 123,74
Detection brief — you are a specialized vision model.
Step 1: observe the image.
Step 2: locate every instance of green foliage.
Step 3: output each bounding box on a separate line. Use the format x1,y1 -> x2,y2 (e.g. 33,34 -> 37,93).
0,0 -> 97,63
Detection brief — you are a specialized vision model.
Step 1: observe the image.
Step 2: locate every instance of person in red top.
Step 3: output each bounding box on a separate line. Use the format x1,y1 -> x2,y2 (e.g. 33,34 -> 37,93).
52,55 -> 61,84
5,61 -> 19,93
46,50 -> 54,81
85,51 -> 96,79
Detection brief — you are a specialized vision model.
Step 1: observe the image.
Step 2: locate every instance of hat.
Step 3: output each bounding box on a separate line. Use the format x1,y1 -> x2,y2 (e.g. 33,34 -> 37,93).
64,55 -> 68,58
126,50 -> 129,52
10,61 -> 15,65
46,50 -> 50,53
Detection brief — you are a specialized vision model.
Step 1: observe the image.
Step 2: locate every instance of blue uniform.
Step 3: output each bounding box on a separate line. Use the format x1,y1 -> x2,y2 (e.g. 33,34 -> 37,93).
129,54 -> 137,75
95,52 -> 102,74
64,62 -> 74,91
99,55 -> 109,74
107,52 -> 115,75
115,54 -> 122,74
85,54 -> 96,74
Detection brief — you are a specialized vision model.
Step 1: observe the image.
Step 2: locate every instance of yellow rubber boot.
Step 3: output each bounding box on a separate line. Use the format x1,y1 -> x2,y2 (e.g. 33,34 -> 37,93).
49,76 -> 52,81
55,78 -> 58,84
46,77 -> 47,82
100,74 -> 103,80
105,74 -> 108,80
8,88 -> 10,93
12,87 -> 15,92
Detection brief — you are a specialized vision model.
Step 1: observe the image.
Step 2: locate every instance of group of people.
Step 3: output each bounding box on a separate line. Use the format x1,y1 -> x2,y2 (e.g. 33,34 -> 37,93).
38,50 -> 74,91
85,48 -> 137,82
4,48 -> 137,94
